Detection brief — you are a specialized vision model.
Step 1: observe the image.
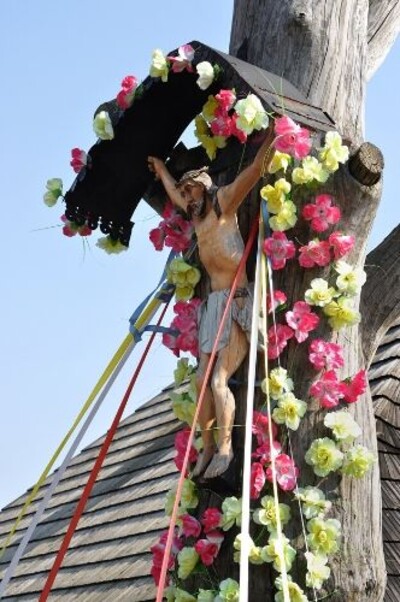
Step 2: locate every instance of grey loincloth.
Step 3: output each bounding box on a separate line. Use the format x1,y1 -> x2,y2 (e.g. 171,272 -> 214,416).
198,286 -> 253,354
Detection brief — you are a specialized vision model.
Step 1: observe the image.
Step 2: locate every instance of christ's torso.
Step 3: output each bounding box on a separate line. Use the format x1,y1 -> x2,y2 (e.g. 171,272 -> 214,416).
194,210 -> 246,291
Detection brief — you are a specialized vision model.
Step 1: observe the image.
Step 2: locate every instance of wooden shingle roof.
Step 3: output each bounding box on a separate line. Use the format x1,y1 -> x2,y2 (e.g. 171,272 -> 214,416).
0,322 -> 399,600
0,386 -> 181,600
370,319 -> 400,602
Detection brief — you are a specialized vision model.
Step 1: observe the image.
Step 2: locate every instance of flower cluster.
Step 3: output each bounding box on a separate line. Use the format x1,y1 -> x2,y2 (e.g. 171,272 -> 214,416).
149,202 -> 194,253
60,214 -> 91,238
162,298 -> 200,357
166,258 -> 201,301
251,406 -> 299,495
195,91 -> 269,160
150,44 -> 217,90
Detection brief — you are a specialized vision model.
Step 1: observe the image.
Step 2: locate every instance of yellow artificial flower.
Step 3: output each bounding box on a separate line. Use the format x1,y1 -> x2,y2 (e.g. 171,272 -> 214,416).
96,236 -> 127,254
260,178 -> 291,213
272,393 -> 307,431
304,278 -> 337,307
274,576 -> 308,602
197,133 -> 227,161
150,48 -> 169,82
334,260 -> 367,297
307,517 -> 341,556
234,93 -> 269,134
292,156 -> 329,185
93,110 -> 114,140
264,367 -> 294,400
305,552 -> 331,590
177,547 -> 199,580
261,534 -> 296,573
43,178 -> 63,207
268,151 -> 292,174
323,296 -> 361,330
342,445 -> 375,478
194,114 -> 210,137
253,495 -> 291,532
196,61 -> 215,91
202,95 -> 219,122
319,131 -> 349,172
269,200 -> 297,231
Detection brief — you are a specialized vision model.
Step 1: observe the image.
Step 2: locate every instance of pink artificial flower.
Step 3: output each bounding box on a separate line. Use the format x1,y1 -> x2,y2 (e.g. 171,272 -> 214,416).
176,331 -> 199,358
116,75 -> 138,109
273,115 -> 312,159
149,202 -> 194,252
149,226 -> 166,251
231,113 -> 248,143
263,232 -> 296,270
252,411 -> 278,446
174,428 -> 198,472
167,44 -> 195,73
163,299 -> 200,358
266,454 -> 299,491
177,297 -> 202,317
285,301 -> 320,343
60,215 -> 91,238
205,530 -> 224,547
251,461 -> 266,499
201,508 -> 222,533
172,313 -> 195,334
210,114 -> 233,137
342,369 -> 367,403
329,231 -> 355,260
298,239 -> 331,268
162,332 -> 179,356
151,528 -> 183,584
162,201 -> 179,221
70,148 -> 88,173
215,89 -> 236,112
195,539 -> 220,566
181,514 -> 202,539
164,217 -> 194,252
252,439 -> 282,465
309,370 -> 346,408
302,194 -> 341,232
308,339 -> 344,371
267,324 -> 294,359
267,290 -> 287,314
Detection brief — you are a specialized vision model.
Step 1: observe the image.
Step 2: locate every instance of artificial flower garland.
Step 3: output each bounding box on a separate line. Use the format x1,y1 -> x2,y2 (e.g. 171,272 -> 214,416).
150,115 -> 375,601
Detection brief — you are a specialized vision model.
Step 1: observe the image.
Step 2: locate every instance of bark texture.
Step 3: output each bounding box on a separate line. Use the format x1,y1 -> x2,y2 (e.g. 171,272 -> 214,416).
193,1 -> 400,600
367,0 -> 400,79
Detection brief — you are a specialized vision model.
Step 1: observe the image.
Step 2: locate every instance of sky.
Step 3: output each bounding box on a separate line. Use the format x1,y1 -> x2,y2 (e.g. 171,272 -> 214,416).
0,1 -> 399,510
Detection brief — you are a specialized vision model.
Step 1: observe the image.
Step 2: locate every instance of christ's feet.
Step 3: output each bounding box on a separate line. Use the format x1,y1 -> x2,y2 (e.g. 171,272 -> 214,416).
192,445 -> 216,477
203,447 -> 234,479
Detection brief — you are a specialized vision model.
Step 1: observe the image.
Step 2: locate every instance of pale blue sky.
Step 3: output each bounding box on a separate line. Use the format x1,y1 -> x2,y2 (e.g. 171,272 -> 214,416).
0,1 -> 399,509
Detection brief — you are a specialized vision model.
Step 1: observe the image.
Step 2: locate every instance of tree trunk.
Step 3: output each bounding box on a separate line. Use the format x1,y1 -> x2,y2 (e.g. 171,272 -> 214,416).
195,1 -> 399,600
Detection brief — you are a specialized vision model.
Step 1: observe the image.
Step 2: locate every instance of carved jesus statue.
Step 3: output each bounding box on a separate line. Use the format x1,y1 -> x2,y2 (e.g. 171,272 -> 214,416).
148,127 -> 275,479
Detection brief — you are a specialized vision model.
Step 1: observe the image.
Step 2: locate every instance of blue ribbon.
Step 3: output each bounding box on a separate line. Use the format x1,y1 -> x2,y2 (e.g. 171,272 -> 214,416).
129,249 -> 177,342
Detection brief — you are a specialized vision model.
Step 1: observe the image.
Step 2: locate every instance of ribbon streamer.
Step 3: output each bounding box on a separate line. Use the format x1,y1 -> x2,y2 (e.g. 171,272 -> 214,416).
38,301 -> 170,601
239,216 -> 263,601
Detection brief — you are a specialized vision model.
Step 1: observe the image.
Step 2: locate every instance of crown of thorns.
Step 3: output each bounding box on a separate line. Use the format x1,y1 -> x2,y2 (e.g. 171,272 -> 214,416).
175,167 -> 213,190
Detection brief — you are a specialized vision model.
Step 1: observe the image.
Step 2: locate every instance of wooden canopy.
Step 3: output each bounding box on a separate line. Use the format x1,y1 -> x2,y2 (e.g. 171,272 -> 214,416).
64,40 -> 335,247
